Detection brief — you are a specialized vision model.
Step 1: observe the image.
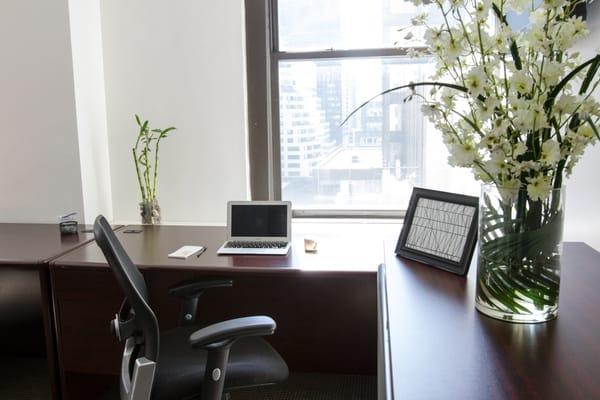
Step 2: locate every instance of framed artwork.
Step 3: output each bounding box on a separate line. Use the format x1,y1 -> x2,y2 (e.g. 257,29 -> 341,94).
395,187 -> 479,276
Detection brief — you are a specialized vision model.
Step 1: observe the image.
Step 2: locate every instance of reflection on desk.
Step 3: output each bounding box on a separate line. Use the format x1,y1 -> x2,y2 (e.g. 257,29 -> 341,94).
53,224 -> 385,273
379,241 -> 600,399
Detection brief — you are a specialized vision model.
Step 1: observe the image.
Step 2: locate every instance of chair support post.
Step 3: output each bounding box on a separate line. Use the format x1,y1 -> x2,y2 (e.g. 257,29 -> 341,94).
180,297 -> 199,326
201,344 -> 232,400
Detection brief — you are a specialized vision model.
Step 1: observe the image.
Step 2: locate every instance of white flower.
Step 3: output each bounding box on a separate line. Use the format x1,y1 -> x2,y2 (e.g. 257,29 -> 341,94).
506,0 -> 530,13
464,67 -> 487,98
553,19 -> 577,51
448,141 -> 479,166
491,28 -> 510,53
540,139 -> 561,165
554,95 -> 578,114
529,8 -> 547,28
484,151 -> 509,176
527,175 -> 552,201
579,98 -> 600,119
490,118 -> 510,136
478,97 -> 500,121
541,61 -> 562,87
513,160 -> 541,175
411,13 -> 428,26
513,107 -> 535,131
406,47 -> 423,58
513,142 -> 528,157
531,102 -> 549,130
421,103 -> 443,119
440,87 -> 456,108
446,37 -> 463,60
527,13 -> 552,53
576,124 -> 597,143
449,0 -> 462,10
475,0 -> 492,18
511,70 -> 532,94
571,16 -> 589,38
424,27 -> 443,47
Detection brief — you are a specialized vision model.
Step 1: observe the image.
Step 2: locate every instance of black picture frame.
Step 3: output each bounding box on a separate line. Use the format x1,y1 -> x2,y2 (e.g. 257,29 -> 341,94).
395,187 -> 479,276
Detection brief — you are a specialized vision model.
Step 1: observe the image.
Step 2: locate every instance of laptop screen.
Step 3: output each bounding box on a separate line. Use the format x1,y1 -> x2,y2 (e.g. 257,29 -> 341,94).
231,204 -> 288,237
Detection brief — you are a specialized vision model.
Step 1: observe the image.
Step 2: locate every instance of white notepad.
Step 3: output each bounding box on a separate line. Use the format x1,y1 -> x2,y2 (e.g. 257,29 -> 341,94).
168,245 -> 206,259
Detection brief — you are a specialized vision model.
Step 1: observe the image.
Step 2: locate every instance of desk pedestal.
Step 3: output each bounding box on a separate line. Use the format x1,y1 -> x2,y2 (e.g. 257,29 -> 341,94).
52,267 -> 377,399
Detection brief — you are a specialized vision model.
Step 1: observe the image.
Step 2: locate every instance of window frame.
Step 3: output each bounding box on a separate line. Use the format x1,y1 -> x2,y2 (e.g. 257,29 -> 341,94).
246,0 -> 428,219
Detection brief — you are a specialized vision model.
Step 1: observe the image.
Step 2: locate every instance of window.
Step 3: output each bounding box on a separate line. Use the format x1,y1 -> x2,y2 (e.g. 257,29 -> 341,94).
245,0 -> 478,217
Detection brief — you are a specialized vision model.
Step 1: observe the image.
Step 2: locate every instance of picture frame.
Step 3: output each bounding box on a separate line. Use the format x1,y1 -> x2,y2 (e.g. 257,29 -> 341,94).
395,187 -> 479,276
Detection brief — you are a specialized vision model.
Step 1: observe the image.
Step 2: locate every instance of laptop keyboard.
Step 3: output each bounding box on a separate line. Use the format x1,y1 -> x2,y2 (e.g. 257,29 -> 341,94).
225,241 -> 288,249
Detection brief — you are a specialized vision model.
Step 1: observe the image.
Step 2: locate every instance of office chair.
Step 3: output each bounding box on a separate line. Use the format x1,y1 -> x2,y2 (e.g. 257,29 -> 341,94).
93,215 -> 288,400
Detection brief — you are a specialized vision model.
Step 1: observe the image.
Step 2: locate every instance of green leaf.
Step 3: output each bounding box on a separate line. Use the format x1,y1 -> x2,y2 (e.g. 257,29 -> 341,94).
341,81 -> 469,126
135,114 -> 141,126
546,54 -> 600,110
580,58 -> 600,95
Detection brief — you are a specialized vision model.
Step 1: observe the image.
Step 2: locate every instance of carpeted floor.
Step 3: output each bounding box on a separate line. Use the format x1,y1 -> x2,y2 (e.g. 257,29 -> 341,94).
231,373 -> 376,400
0,356 -> 376,400
0,357 -> 51,400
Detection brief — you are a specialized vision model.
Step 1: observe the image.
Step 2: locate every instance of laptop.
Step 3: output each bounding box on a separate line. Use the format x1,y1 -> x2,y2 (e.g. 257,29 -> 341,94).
217,201 -> 292,255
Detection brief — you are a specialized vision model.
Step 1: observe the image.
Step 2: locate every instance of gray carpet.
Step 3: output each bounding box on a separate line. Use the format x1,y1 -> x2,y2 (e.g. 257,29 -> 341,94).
0,357 -> 375,400
231,373 -> 376,400
0,357 -> 51,400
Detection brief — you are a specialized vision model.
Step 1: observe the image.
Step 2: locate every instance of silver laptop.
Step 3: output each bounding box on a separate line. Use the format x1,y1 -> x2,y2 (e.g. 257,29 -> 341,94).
217,201 -> 292,255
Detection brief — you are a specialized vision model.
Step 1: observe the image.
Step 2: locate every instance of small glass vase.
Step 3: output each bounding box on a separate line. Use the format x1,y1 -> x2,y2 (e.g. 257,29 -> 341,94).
139,199 -> 161,225
475,184 -> 564,323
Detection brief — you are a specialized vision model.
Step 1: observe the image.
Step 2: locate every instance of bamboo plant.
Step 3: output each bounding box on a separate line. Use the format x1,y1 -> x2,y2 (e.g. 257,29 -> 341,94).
132,115 -> 176,223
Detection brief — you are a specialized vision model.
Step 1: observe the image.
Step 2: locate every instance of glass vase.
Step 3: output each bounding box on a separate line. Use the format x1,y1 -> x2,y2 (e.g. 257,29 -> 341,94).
475,184 -> 564,323
140,199 -> 161,225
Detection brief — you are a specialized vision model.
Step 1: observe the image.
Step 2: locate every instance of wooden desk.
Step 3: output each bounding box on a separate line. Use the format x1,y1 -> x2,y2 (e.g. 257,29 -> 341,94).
379,241 -> 600,399
0,223 -> 103,400
50,224 -> 384,400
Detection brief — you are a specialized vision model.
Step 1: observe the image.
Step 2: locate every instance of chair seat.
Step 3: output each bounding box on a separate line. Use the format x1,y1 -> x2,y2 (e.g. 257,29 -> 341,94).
151,326 -> 289,400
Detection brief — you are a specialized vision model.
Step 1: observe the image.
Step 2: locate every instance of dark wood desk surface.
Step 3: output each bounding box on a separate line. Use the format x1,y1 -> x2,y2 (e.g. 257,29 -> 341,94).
51,224 -> 382,274
0,223 -> 97,265
381,241 -> 600,400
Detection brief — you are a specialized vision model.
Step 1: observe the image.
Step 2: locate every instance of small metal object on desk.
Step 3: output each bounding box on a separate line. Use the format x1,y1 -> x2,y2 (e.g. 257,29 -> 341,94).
58,212 -> 79,235
304,238 -> 318,253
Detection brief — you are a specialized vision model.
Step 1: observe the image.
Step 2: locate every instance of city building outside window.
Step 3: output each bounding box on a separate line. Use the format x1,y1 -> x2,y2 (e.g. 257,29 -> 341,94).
246,0 -> 478,218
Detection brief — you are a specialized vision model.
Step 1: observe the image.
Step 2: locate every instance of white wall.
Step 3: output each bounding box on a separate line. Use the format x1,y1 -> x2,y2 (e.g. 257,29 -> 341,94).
100,0 -> 249,224
0,0 -> 85,223
68,0 -> 113,223
565,32 -> 600,251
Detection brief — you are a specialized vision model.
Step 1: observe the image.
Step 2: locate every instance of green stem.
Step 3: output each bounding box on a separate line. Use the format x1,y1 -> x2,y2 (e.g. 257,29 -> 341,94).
133,148 -> 147,201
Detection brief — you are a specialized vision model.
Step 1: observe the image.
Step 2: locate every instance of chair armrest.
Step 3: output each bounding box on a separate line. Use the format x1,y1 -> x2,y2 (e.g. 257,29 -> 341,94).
168,279 -> 233,326
168,279 -> 233,299
190,316 -> 276,400
190,316 -> 276,349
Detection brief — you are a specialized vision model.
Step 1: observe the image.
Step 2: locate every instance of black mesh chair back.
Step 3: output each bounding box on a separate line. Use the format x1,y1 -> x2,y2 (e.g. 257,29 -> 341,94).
93,215 -> 288,400
94,215 -> 159,400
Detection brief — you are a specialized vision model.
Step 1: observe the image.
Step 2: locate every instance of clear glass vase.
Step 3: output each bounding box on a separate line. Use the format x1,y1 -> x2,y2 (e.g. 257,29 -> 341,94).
475,184 -> 564,323
139,199 -> 161,225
